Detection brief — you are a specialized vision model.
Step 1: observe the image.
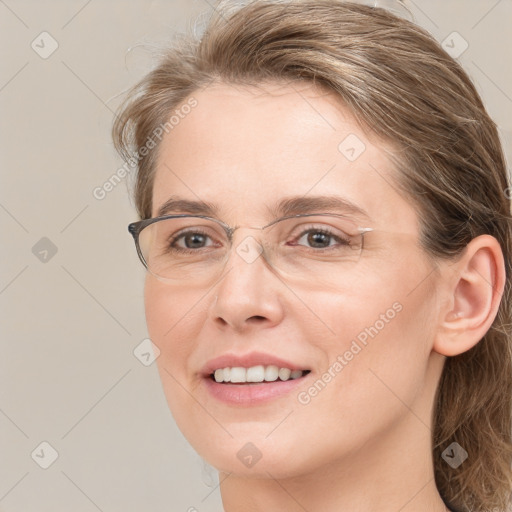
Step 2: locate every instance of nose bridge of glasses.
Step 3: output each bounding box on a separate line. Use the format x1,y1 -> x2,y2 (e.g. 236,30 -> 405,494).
224,222 -> 279,267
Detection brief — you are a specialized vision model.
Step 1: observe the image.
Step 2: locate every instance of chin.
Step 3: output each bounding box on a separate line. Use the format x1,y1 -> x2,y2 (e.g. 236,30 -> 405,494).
176,420 -> 321,479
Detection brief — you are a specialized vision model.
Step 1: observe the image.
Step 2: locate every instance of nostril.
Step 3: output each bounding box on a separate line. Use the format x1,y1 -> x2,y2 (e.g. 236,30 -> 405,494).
249,315 -> 266,322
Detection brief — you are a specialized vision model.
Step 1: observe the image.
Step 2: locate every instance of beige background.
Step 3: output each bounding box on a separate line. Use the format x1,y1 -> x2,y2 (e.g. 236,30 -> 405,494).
1,1 -> 511,511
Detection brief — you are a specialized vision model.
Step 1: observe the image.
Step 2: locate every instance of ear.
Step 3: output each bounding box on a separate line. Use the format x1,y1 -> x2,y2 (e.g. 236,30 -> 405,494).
433,235 -> 506,357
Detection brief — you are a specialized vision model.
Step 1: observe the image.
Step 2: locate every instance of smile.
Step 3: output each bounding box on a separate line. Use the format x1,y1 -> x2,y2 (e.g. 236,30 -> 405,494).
212,365 -> 310,383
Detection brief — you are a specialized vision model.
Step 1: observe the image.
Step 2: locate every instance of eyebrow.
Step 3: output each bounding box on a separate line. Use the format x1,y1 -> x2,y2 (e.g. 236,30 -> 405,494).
156,194 -> 371,222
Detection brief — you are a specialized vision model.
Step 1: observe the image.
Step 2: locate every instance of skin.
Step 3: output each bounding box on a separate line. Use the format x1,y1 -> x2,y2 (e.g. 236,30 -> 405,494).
144,81 -> 505,512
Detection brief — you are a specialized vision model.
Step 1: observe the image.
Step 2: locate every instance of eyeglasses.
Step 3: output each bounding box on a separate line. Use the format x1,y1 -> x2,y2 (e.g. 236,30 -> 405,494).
128,213 -> 373,286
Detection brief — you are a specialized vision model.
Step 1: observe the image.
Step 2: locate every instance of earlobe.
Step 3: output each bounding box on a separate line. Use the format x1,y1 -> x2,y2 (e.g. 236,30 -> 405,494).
433,235 -> 506,357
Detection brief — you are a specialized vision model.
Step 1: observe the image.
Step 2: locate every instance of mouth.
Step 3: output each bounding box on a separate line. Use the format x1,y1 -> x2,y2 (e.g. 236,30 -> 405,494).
200,351 -> 312,405
203,366 -> 311,406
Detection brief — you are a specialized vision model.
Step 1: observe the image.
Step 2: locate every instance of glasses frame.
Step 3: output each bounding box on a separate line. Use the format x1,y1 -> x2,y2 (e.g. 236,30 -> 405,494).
128,213 -> 373,274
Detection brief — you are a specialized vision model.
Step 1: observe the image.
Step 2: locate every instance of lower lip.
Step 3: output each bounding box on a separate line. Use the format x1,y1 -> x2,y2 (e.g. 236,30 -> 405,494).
203,374 -> 309,406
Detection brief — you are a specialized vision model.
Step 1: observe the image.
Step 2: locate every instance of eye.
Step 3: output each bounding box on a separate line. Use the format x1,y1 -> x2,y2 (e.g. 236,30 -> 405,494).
169,229 -> 218,252
293,226 -> 351,250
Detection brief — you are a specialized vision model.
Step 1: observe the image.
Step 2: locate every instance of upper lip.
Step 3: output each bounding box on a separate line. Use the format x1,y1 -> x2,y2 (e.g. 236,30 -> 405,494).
201,351 -> 310,377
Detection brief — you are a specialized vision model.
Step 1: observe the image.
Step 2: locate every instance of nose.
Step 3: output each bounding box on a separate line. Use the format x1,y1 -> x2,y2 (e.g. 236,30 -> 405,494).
210,232 -> 286,332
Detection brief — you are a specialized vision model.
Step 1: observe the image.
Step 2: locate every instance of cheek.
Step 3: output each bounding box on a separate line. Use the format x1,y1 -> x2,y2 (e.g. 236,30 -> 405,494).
144,278 -> 210,426
144,278 -> 208,373
311,252 -> 438,404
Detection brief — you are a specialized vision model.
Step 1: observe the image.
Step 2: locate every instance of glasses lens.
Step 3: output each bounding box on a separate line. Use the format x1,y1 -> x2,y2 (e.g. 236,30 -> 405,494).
136,214 -> 368,286
138,217 -> 229,282
265,215 -> 365,281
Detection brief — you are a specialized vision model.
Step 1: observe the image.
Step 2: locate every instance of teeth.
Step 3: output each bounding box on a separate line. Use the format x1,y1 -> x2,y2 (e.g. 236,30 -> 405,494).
264,365 -> 279,382
230,367 -> 246,383
212,365 -> 308,383
278,368 -> 291,381
247,365 -> 265,382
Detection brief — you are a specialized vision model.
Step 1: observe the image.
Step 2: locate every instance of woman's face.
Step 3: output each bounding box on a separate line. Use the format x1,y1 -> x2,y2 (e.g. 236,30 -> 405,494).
145,81 -> 446,477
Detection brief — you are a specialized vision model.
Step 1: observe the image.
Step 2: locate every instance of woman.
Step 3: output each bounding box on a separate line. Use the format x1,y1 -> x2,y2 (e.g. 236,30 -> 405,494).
113,1 -> 512,511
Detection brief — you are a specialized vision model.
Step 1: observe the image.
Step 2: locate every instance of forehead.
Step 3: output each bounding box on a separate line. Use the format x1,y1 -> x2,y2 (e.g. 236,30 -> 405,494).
152,80 -> 418,232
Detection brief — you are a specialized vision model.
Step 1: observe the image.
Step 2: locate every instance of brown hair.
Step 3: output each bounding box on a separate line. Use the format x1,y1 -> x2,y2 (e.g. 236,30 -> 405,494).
112,1 -> 512,510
